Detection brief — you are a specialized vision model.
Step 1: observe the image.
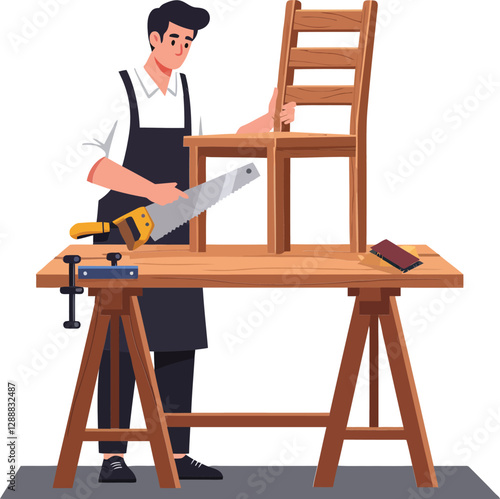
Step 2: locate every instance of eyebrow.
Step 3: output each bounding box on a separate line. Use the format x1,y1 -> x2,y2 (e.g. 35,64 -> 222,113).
185,36 -> 193,41
169,34 -> 179,38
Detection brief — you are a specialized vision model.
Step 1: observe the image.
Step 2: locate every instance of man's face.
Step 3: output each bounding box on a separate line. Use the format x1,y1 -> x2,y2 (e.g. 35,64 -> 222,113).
150,22 -> 194,70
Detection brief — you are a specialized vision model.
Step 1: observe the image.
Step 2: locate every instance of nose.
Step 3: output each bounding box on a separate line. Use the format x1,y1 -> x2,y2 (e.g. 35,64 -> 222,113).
176,44 -> 183,56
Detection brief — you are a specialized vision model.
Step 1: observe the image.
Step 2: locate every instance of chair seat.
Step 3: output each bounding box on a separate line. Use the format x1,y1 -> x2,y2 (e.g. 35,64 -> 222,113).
184,132 -> 356,158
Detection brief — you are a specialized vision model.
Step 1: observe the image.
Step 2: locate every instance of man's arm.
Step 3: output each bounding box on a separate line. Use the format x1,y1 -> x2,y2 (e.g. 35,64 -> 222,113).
85,73 -> 187,206
88,157 -> 188,206
237,88 -> 296,134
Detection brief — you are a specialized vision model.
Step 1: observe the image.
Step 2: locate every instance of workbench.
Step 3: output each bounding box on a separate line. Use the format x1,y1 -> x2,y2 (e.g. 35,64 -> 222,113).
36,244 -> 463,489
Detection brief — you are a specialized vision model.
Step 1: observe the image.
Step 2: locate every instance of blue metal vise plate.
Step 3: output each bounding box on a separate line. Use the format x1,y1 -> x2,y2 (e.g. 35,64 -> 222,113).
78,266 -> 139,280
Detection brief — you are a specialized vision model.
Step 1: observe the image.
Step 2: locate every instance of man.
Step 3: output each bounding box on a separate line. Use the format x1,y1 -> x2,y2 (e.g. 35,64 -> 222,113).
86,0 -> 296,483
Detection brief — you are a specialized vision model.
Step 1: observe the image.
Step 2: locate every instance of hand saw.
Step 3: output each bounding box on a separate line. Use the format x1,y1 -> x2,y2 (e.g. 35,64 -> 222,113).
70,163 -> 260,250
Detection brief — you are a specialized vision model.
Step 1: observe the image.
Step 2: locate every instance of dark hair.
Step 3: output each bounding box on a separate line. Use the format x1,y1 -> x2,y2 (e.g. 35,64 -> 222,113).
148,1 -> 210,50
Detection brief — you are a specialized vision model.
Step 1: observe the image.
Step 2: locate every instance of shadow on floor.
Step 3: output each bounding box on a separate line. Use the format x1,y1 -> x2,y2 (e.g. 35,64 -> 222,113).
2,466 -> 498,499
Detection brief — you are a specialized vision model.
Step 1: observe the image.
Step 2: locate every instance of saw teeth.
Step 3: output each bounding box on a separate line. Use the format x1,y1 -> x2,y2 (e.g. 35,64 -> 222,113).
164,180 -> 251,236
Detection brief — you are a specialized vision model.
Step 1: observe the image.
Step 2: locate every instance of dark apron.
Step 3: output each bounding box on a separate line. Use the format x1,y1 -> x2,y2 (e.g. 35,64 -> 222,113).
94,70 -> 207,352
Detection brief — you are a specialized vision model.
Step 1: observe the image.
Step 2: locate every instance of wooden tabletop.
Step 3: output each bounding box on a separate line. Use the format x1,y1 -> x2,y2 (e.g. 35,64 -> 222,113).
36,244 -> 463,289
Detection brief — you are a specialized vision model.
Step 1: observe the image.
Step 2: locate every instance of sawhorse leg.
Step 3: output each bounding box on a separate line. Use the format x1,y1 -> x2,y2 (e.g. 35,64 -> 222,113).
53,288 -> 180,488
53,295 -> 110,488
314,288 -> 437,488
313,294 -> 370,487
121,296 -> 180,487
380,295 -> 438,487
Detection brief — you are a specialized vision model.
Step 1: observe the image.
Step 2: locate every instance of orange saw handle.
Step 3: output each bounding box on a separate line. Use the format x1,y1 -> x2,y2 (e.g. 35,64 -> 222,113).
70,222 -> 112,239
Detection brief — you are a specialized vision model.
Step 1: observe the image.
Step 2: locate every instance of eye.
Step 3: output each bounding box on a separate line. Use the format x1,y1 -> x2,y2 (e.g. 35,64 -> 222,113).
171,40 -> 175,46
184,43 -> 189,49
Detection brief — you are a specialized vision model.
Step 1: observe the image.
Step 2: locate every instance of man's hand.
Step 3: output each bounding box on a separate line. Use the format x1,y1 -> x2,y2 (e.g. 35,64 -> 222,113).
236,89 -> 297,134
147,182 -> 189,206
268,88 -> 296,126
88,158 -> 190,204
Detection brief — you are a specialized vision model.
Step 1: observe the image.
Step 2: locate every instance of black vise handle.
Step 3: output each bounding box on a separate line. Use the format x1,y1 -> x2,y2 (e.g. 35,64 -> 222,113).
106,253 -> 122,267
60,255 -> 84,329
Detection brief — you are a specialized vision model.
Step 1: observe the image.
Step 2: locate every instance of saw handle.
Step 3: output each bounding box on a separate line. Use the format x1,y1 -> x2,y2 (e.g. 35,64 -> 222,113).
70,222 -> 111,240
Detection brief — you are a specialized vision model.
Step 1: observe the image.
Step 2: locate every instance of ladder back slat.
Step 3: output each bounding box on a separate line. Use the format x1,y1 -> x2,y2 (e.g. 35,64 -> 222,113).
285,85 -> 355,105
289,47 -> 358,69
294,9 -> 363,32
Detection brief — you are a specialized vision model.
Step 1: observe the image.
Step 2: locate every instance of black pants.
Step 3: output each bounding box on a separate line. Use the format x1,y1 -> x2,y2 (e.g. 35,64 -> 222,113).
97,349 -> 195,454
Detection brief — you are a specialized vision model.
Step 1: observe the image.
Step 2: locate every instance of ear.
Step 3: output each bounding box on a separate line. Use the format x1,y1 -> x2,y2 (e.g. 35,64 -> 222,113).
149,31 -> 161,49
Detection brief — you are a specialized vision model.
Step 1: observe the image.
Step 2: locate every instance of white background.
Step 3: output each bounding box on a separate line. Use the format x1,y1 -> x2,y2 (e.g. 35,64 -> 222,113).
1,0 -> 500,496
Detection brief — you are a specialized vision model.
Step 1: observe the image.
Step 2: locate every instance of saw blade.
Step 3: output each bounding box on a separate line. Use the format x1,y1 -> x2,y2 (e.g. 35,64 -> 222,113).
147,163 -> 260,241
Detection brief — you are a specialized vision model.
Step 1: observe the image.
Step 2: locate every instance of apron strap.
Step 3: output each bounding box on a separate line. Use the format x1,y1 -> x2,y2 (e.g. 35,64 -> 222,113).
119,69 -> 191,134
180,73 -> 192,136
119,70 -> 140,130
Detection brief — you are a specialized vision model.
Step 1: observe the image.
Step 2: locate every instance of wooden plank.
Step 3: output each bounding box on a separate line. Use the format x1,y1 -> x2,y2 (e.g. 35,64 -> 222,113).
53,297 -> 110,488
189,147 -> 206,253
314,297 -> 371,487
193,147 -> 267,158
294,9 -> 363,32
289,47 -> 358,69
345,427 -> 406,440
285,85 -> 355,105
185,134 -> 275,149
275,0 -> 301,131
184,132 -> 356,150
84,429 -> 150,440
379,297 -> 438,488
167,413 -> 331,427
84,424 -> 405,439
37,244 -> 464,290
276,133 -> 356,149
285,146 -> 356,158
58,275 -> 462,290
52,243 -> 440,259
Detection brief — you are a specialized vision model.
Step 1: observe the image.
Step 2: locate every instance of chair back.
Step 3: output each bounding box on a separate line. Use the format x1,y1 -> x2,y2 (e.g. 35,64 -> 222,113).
274,0 -> 378,135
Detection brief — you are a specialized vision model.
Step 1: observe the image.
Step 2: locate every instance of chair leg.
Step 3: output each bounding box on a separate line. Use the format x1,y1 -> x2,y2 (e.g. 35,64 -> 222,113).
189,146 -> 206,252
314,297 -> 371,487
267,147 -> 290,254
379,296 -> 438,488
284,157 -> 291,250
349,150 -> 367,253
53,297 -> 110,488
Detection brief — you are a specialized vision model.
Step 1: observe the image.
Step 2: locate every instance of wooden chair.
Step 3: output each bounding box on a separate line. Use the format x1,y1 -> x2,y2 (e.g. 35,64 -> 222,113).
185,0 -> 377,253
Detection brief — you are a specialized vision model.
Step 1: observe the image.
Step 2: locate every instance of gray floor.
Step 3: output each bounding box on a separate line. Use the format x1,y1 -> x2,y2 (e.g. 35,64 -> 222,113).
2,466 -> 498,499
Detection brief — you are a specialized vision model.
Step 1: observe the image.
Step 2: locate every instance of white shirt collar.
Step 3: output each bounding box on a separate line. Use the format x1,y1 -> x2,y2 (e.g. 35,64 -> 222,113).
134,66 -> 178,98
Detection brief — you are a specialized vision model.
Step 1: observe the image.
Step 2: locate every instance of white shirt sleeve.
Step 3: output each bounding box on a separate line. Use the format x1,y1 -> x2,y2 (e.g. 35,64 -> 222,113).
84,72 -> 130,167
85,71 -> 203,173
198,115 -> 203,136
188,77 -> 204,136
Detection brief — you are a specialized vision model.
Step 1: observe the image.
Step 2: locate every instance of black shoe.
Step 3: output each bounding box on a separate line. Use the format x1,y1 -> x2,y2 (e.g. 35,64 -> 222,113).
99,456 -> 136,483
175,455 -> 223,480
